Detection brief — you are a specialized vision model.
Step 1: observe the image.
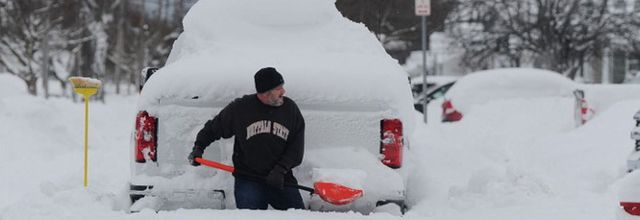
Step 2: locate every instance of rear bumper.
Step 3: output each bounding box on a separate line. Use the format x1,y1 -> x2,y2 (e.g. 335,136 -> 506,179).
129,183 -> 226,211
307,188 -> 405,213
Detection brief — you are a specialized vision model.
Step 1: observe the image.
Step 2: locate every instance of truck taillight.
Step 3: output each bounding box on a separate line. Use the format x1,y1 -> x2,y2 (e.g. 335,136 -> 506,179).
442,99 -> 463,122
621,202 -> 640,216
135,111 -> 157,163
380,119 -> 403,168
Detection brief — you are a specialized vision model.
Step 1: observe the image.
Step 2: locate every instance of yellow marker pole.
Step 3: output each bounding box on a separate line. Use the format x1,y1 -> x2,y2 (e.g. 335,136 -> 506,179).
83,93 -> 90,187
72,86 -> 99,187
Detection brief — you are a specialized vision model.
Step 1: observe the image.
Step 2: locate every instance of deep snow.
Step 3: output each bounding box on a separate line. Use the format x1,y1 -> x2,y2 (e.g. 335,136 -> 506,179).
2,69 -> 640,219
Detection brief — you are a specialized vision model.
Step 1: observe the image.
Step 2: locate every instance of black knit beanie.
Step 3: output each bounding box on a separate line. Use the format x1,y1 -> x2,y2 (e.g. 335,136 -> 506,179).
254,67 -> 284,93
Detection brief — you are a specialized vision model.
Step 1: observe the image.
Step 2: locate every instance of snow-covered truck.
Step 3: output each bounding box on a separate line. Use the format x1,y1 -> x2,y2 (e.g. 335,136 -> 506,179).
128,0 -> 415,213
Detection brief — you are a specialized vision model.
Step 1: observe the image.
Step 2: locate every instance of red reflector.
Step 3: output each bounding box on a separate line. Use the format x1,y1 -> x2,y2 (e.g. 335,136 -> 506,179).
380,119 -> 403,168
621,202 -> 640,216
442,100 -> 463,122
135,111 -> 157,163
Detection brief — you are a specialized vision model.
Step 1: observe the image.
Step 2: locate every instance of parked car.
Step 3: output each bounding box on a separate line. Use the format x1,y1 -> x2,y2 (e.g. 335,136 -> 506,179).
138,67 -> 158,91
129,0 -> 415,214
440,68 -> 582,122
626,110 -> 640,173
618,110 -> 640,219
409,75 -> 459,100
413,81 -> 456,113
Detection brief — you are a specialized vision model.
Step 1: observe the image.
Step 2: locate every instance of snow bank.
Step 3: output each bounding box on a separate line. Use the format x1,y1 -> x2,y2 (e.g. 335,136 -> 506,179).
312,168 -> 366,190
583,84 -> 640,115
0,74 -> 406,220
0,73 -> 27,98
442,68 -> 640,125
2,67 -> 640,219
302,147 -> 404,212
409,96 -> 640,219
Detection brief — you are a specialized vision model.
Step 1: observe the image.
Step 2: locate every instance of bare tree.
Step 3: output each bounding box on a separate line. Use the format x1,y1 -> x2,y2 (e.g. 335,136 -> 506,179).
611,0 -> 640,81
447,0 -> 610,78
0,0 -> 94,96
336,0 -> 457,64
0,0 -> 54,95
0,0 -> 192,97
446,0 -> 504,71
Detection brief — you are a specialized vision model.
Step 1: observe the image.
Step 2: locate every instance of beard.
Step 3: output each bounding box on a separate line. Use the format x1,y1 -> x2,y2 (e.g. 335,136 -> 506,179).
269,96 -> 284,107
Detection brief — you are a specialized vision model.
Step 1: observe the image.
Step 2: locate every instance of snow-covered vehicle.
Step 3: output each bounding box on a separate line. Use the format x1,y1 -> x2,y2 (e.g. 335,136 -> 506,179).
440,68 -> 584,122
413,80 -> 456,113
626,111 -> 640,173
618,110 -> 640,218
409,75 -> 459,100
128,0 -> 415,213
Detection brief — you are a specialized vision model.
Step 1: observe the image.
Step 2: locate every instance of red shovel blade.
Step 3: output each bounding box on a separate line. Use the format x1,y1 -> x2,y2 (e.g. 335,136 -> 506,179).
314,182 -> 363,205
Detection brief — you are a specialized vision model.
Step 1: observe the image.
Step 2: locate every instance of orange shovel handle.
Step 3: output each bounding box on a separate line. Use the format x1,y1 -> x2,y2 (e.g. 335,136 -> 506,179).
195,157 -> 235,173
194,157 -> 362,205
195,157 -> 315,192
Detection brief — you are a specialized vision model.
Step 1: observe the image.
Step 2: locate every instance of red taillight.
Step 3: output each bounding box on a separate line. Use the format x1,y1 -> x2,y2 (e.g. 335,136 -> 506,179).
579,99 -> 594,124
135,111 -> 157,163
621,202 -> 640,216
442,99 -> 463,122
380,119 -> 403,168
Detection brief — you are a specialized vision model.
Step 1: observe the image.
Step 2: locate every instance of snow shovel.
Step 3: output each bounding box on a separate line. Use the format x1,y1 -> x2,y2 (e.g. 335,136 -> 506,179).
194,157 -> 363,205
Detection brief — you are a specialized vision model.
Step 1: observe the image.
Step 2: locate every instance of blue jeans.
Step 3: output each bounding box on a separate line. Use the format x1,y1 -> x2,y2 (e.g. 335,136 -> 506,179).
234,178 -> 305,210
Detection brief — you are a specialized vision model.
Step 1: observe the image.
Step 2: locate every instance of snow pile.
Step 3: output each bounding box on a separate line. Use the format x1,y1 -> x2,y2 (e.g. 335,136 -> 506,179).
0,73 -> 27,98
618,169 -> 640,203
312,168 -> 366,190
583,84 -> 640,114
302,147 -> 404,210
143,0 -> 412,117
442,67 -> 640,124
0,74 -> 405,220
408,96 -> 640,219
0,74 -> 136,218
3,65 -> 640,220
445,68 -> 578,114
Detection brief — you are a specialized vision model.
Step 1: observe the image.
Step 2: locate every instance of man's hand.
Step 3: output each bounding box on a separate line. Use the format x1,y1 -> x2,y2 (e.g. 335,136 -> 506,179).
265,165 -> 287,189
188,146 -> 205,166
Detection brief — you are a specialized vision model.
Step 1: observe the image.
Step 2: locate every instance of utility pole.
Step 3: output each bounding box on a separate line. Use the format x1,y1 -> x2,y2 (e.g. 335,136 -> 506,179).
114,0 -> 126,94
416,0 -> 430,123
42,26 -> 50,99
42,3 -> 52,99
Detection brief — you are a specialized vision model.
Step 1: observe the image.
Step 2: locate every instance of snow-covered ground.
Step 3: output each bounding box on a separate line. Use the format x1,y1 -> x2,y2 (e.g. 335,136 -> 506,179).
2,70 -> 640,219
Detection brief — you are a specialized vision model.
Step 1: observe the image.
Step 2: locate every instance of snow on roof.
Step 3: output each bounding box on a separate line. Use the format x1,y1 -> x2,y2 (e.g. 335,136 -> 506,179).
445,68 -> 578,113
141,0 -> 412,112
